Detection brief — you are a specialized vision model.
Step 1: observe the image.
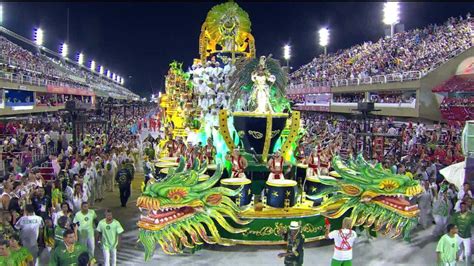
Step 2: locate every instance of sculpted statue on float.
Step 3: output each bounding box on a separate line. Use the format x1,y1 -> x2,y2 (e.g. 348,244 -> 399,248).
310,154 -> 423,238
136,159 -> 250,260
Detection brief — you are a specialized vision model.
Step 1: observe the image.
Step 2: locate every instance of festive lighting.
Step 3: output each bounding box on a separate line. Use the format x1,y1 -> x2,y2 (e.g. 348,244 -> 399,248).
90,60 -> 96,71
34,28 -> 44,46
319,28 -> 330,47
99,66 -> 104,75
60,43 -> 68,58
77,53 -> 84,65
0,5 -> 3,25
283,45 -> 291,60
383,2 -> 400,26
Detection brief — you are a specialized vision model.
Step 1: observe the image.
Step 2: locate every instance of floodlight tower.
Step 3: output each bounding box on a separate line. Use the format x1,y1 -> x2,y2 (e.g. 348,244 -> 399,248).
34,28 -> 44,46
283,44 -> 291,68
90,60 -> 96,72
60,43 -> 68,58
0,5 -> 3,26
319,28 -> 329,55
77,53 -> 84,65
383,2 -> 400,38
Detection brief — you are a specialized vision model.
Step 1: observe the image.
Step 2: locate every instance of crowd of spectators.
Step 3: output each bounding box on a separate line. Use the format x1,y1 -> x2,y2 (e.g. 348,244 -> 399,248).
290,14 -> 472,86
297,111 -> 473,260
0,36 -> 137,99
0,103 -> 158,265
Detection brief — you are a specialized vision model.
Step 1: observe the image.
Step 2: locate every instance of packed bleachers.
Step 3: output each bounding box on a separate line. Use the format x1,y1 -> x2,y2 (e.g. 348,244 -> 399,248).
290,15 -> 473,88
0,36 -> 138,99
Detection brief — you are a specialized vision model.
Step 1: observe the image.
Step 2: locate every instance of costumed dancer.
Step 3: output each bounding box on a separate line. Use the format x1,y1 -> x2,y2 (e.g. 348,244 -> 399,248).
295,141 -> 306,163
277,221 -> 305,266
306,146 -> 321,178
166,135 -> 178,157
204,138 -> 216,164
418,180 -> 434,229
225,148 -> 248,179
143,155 -> 154,185
325,217 -> 357,266
267,150 -> 287,181
185,143 -> 196,170
319,148 -> 331,176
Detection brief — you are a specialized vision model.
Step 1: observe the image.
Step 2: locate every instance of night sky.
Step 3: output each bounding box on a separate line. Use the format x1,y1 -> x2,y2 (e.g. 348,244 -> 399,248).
2,2 -> 472,97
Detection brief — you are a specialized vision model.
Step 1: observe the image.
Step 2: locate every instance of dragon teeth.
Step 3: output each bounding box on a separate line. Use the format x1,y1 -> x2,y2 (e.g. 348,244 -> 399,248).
164,217 -> 169,221
154,219 -> 159,224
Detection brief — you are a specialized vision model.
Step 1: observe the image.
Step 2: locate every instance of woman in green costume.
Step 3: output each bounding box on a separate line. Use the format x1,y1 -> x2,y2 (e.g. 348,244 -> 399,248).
8,234 -> 34,266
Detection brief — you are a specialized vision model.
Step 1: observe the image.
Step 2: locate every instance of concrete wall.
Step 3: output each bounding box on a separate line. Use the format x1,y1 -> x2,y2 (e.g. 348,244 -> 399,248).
418,46 -> 474,121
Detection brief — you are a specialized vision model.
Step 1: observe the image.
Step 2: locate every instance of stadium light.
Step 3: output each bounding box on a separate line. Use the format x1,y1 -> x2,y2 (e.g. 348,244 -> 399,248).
90,60 -> 96,71
77,53 -> 84,65
112,73 -> 116,81
283,45 -> 291,67
60,43 -> 68,58
383,1 -> 400,38
106,70 -> 111,78
34,28 -> 44,46
99,66 -> 104,75
121,77 -> 125,85
0,5 -> 3,25
319,28 -> 330,55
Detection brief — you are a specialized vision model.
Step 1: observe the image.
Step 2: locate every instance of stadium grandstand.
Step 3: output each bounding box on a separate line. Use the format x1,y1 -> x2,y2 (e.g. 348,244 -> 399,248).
0,25 -> 139,116
288,15 -> 474,122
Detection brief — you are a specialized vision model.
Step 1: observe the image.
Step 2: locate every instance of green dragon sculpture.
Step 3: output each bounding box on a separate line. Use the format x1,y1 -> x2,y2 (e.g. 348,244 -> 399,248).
310,154 -> 423,238
136,159 -> 250,260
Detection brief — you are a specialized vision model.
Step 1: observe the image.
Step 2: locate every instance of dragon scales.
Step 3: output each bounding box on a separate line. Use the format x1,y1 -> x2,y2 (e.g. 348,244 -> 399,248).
310,154 -> 423,238
136,159 -> 250,260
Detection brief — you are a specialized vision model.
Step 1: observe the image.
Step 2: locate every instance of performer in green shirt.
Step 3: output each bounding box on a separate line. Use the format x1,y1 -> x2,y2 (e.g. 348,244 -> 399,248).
96,209 -> 124,266
450,202 -> 474,263
9,234 -> 34,266
54,216 -> 70,248
0,239 -> 15,266
436,224 -> 459,266
49,229 -> 95,266
73,202 -> 97,256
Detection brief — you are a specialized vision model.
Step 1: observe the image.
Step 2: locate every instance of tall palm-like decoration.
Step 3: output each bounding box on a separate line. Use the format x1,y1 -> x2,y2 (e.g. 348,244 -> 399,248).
228,55 -> 289,113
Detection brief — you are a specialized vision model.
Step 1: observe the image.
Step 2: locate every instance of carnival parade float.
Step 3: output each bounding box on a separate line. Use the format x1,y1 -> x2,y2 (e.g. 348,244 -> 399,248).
137,1 -> 423,259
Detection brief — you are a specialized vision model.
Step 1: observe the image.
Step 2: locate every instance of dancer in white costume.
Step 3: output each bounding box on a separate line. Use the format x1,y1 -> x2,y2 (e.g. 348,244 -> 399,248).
248,56 -> 275,113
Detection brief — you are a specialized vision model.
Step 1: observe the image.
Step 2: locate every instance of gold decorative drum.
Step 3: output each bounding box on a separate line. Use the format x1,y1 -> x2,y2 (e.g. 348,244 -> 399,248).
158,157 -> 178,163
155,162 -> 178,176
206,164 -> 217,176
265,179 -> 297,208
305,175 -> 336,205
220,178 -> 252,206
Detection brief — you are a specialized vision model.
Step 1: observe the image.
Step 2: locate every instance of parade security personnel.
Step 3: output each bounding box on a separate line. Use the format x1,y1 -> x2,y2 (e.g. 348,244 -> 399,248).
115,162 -> 133,207
278,221 -> 305,266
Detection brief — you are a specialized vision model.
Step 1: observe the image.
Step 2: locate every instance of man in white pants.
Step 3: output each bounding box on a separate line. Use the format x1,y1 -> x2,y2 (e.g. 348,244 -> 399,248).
73,202 -> 97,256
97,209 -> 124,266
450,201 -> 474,264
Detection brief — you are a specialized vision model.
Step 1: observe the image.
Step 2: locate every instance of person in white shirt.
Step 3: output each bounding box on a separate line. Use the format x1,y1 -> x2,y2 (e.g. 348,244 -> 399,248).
15,204 -> 44,262
458,183 -> 473,201
325,217 -> 357,266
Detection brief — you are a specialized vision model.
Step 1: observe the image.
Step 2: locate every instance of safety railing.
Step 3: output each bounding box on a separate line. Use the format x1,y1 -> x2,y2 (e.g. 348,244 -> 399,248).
287,70 -> 425,94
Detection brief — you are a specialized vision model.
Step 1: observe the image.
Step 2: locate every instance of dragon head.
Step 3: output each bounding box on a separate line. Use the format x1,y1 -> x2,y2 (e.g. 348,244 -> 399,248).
136,159 -> 249,260
309,154 -> 422,238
